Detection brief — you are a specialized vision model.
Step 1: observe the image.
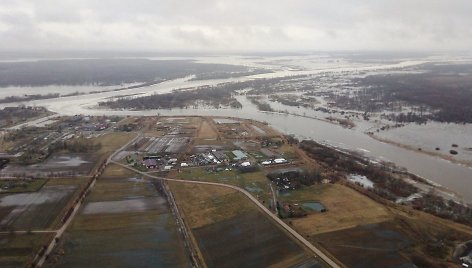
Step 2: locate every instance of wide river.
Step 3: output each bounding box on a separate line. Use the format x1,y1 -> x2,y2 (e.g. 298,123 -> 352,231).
2,59 -> 472,203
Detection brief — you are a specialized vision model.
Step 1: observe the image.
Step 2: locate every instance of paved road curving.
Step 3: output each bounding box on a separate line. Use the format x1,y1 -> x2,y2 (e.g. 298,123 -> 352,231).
114,161 -> 341,268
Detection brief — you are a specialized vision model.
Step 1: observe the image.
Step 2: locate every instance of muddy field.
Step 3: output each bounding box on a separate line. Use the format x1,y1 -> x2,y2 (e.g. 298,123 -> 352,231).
0,233 -> 52,267
193,211 -> 322,268
314,221 -> 414,268
169,182 -> 325,268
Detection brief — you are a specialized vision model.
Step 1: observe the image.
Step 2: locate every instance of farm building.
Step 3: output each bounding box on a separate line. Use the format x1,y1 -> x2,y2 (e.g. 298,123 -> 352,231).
273,158 -> 288,164
232,150 -> 248,161
143,159 -> 158,169
240,161 -> 251,167
211,151 -> 228,162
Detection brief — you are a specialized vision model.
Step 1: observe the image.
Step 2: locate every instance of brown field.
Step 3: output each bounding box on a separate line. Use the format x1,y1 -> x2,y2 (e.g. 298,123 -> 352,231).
197,119 -> 218,139
85,132 -> 136,173
275,143 -> 302,161
168,182 -> 325,268
100,164 -> 137,178
173,168 -> 273,210
94,132 -> 135,154
314,221 -> 413,268
169,182 -> 251,228
251,120 -> 282,137
280,184 -> 392,235
278,181 -> 472,267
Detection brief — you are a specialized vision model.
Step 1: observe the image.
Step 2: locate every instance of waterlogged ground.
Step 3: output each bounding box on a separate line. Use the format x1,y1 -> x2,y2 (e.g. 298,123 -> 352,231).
49,172 -> 190,267
1,55 -> 472,202
1,153 -> 96,177
0,184 -> 76,230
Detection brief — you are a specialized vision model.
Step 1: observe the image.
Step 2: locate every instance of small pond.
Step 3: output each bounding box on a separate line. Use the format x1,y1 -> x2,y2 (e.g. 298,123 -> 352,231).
301,201 -> 326,212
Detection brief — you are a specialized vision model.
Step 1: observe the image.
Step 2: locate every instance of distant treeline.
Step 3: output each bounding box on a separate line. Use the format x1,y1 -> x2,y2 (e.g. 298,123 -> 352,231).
0,106 -> 48,128
0,59 -> 248,87
189,69 -> 272,81
0,93 -> 60,104
99,85 -> 242,110
348,66 -> 472,123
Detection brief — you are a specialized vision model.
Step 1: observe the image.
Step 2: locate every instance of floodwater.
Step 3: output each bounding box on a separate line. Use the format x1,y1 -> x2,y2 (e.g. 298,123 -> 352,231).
82,197 -> 167,214
53,97 -> 472,204
348,174 -> 375,189
376,122 -> 472,162
0,185 -> 75,206
1,56 -> 471,203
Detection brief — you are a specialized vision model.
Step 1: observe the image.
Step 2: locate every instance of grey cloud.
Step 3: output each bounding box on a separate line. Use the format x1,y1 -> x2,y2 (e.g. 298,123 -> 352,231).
0,0 -> 471,52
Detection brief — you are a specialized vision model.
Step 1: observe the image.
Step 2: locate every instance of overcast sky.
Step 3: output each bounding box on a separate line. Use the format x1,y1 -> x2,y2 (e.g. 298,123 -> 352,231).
0,0 -> 471,52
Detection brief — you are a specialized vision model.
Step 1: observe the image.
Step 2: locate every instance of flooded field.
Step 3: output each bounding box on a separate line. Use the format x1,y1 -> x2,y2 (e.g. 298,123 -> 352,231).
82,197 -> 167,214
348,174 -> 374,189
1,153 -> 95,177
0,184 -> 76,229
1,55 -> 472,203
49,168 -> 190,267
55,213 -> 189,268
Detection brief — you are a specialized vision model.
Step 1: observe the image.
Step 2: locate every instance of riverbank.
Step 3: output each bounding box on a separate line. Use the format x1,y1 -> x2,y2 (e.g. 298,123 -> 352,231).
368,133 -> 472,169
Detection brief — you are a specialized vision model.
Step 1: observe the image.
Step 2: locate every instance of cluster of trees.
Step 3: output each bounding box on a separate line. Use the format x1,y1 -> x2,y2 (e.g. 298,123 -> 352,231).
267,169 -> 322,189
269,95 -> 303,107
381,112 -> 428,124
0,106 -> 48,128
0,158 -> 8,169
247,96 -> 274,112
243,75 -> 312,95
190,69 -> 271,81
99,85 -> 242,110
16,138 -> 101,165
260,136 -> 283,148
299,140 -> 418,199
298,139 -> 472,227
412,193 -> 472,226
17,148 -> 47,165
48,138 -> 102,154
350,70 -> 472,123
0,94 -> 60,104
